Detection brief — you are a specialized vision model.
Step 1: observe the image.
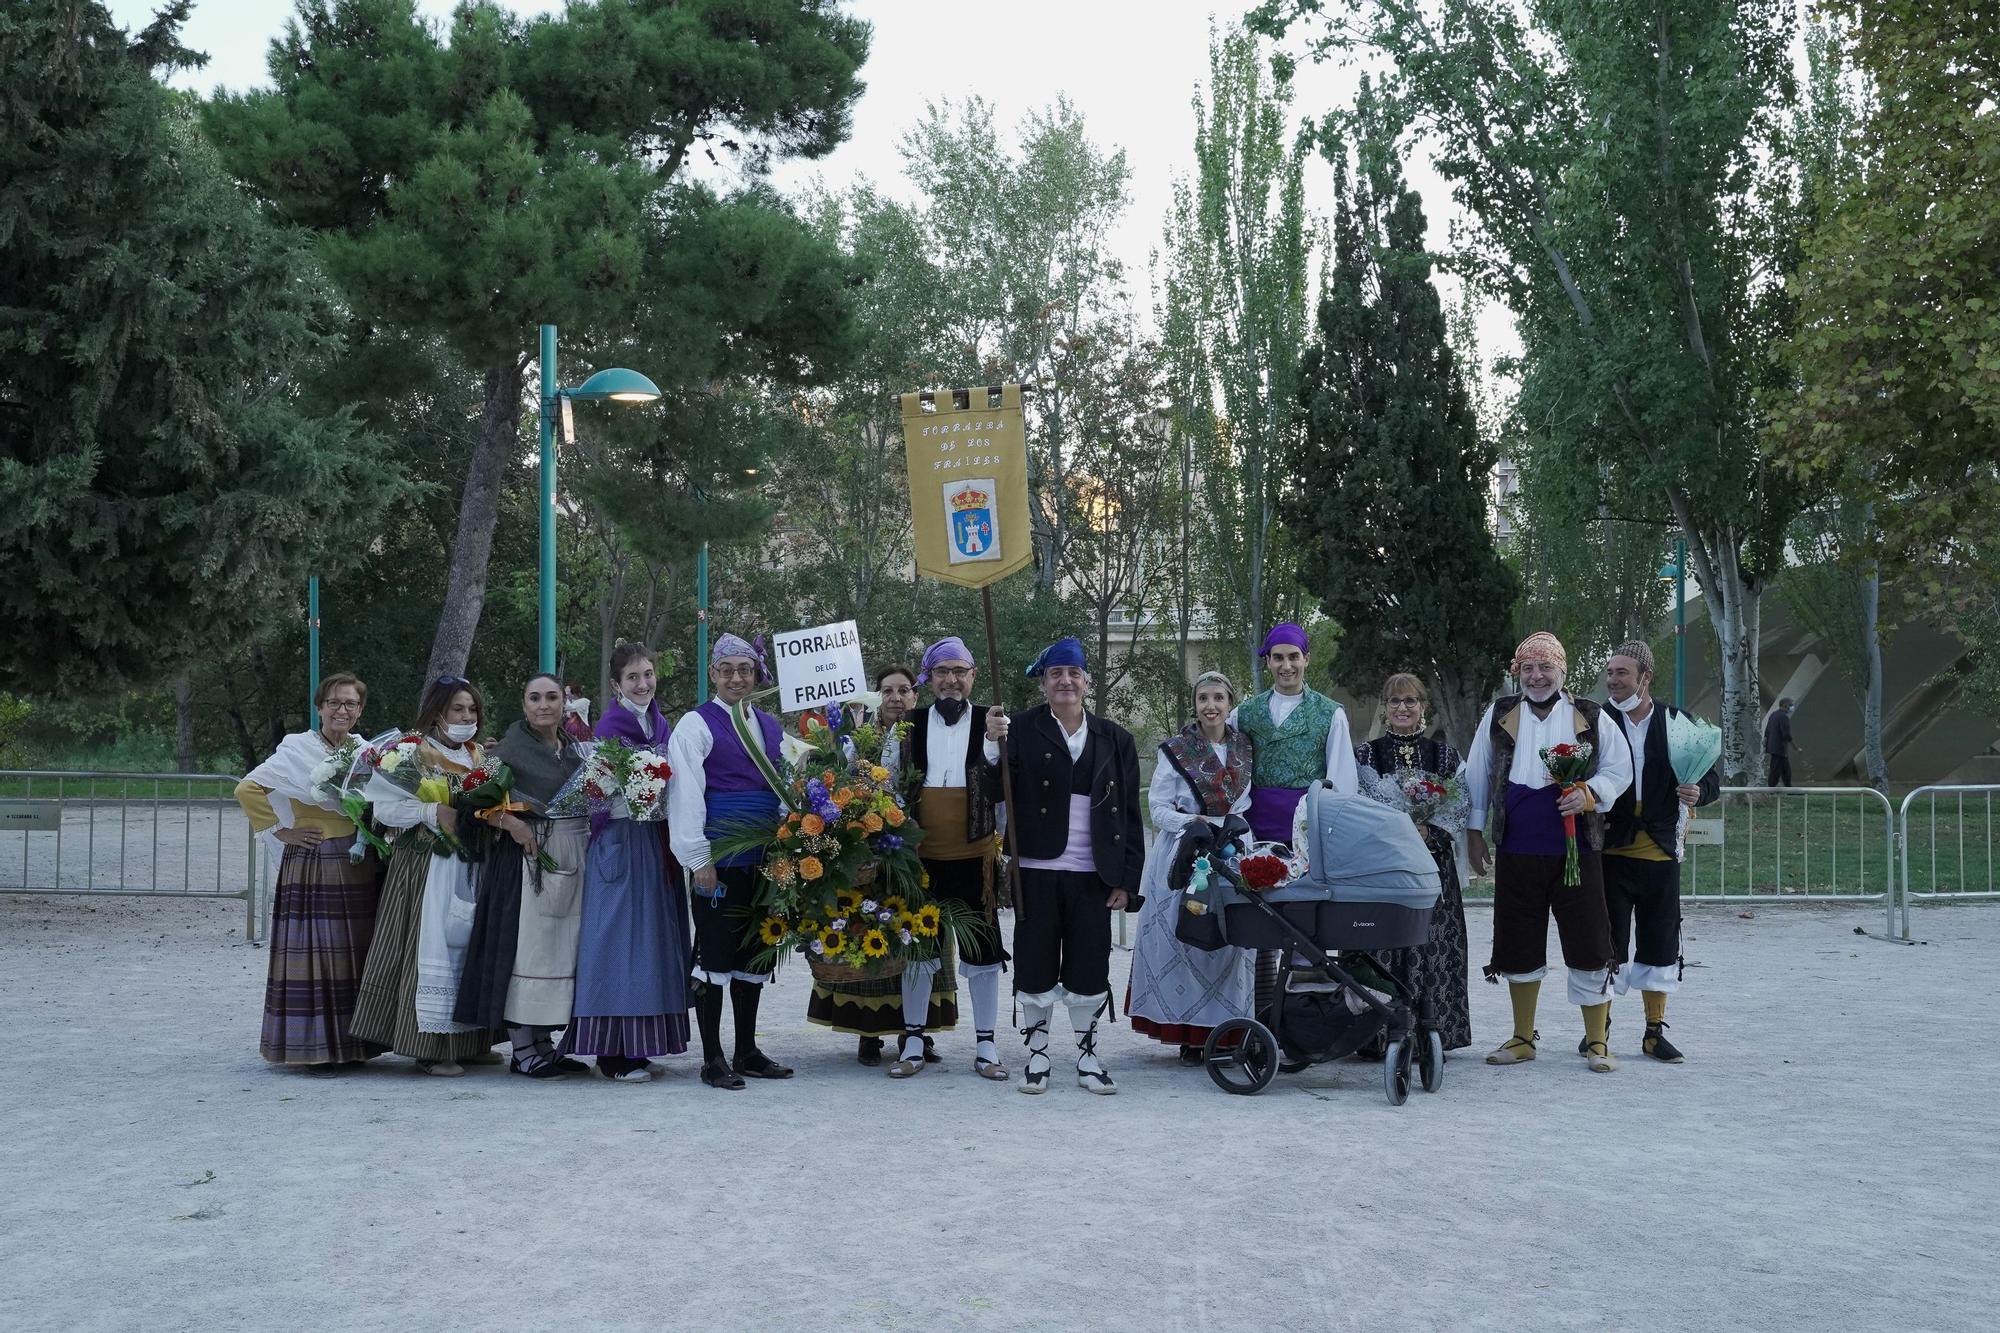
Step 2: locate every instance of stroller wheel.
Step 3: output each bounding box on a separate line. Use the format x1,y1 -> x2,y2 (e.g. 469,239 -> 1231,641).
1383,1038 -> 1412,1106
1418,1029 -> 1444,1093
1204,1018 -> 1279,1096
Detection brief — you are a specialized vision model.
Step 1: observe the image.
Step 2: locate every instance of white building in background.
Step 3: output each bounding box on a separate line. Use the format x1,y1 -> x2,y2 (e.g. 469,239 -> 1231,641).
1491,449 -> 1520,543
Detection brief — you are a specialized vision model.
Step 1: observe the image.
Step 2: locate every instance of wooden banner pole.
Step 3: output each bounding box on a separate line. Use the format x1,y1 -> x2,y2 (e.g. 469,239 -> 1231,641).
981,583 -> 1023,915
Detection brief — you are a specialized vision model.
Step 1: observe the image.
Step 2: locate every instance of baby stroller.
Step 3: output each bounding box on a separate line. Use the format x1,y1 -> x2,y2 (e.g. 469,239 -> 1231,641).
1171,783 -> 1444,1105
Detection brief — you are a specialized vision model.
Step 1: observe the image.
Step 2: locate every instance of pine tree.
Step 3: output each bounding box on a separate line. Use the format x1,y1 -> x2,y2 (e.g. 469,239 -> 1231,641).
205,0 -> 870,678
1288,126 -> 1517,750
0,0 -> 396,691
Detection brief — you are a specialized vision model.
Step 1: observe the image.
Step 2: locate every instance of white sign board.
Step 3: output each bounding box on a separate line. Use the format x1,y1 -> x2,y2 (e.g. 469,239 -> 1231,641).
1684,818 -> 1726,846
772,620 -> 866,713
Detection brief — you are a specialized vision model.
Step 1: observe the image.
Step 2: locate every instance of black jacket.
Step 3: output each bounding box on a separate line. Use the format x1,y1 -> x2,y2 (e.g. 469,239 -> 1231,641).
903,702 -> 998,842
1606,701 -> 1722,857
994,704 -> 1144,904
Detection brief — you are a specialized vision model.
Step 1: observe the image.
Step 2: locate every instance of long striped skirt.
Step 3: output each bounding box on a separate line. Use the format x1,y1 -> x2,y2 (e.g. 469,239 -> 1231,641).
351,843 -> 498,1063
260,836 -> 387,1066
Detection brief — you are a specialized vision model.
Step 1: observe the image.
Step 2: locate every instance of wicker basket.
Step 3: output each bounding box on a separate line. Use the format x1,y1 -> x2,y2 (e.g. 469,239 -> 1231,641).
807,954 -> 905,985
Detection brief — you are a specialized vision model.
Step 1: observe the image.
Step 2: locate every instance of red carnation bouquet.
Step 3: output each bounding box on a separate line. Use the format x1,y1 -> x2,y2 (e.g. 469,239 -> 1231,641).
455,762 -> 558,871
1538,740 -> 1594,886
1237,853 -> 1292,892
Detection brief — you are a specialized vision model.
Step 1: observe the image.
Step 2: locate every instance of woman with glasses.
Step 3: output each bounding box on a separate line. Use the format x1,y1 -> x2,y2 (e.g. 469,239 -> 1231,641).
1353,673 -> 1473,1051
453,673 -> 590,1079
351,676 -> 503,1075
559,641 -> 693,1083
235,673 -> 386,1068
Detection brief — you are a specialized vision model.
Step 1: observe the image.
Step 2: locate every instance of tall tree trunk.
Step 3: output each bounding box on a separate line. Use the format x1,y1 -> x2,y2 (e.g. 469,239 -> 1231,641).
1430,664 -> 1490,758
171,673 -> 197,772
426,357 -> 528,680
1704,545 -> 1763,786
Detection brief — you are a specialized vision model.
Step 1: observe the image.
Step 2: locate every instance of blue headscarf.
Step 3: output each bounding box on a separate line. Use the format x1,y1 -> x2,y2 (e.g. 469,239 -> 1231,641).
1024,637 -> 1087,677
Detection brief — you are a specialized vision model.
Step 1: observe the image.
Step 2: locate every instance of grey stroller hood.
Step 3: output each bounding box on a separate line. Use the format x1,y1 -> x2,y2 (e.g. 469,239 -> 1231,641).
1273,783 -> 1441,909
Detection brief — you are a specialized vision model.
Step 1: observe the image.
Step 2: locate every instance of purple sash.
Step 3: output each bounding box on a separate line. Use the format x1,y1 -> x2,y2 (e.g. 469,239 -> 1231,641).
1247,785 -> 1306,845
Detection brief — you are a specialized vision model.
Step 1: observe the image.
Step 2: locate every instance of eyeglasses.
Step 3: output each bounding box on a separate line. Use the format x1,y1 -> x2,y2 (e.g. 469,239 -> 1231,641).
321,699 -> 363,712
1387,697 -> 1423,707
713,663 -> 759,679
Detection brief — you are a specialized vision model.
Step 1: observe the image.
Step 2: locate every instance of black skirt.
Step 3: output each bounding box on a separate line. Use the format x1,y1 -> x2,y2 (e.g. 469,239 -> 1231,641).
453,838 -> 525,1028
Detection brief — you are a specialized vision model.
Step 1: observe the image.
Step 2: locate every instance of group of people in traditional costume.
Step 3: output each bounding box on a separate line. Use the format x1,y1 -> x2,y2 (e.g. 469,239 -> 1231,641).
235,617 -> 1716,1091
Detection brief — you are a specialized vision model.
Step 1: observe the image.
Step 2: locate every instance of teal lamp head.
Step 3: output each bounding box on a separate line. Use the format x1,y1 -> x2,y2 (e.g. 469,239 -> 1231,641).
568,367 -> 661,404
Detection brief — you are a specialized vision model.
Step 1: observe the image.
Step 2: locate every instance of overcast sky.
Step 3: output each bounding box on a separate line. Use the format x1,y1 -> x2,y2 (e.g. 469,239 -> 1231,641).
107,0 -> 1512,361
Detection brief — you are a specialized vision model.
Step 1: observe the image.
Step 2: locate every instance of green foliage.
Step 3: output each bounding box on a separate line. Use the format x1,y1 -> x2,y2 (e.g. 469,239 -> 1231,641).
1290,114 -> 1518,750
1766,1 -> 2000,604
0,0 -> 397,692
204,0 -> 871,676
1159,28 -> 1314,692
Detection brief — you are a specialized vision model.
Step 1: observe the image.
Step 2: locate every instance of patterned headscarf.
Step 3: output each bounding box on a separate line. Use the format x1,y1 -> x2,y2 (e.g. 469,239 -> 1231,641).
1510,631 -> 1568,676
918,636 -> 975,684
712,632 -> 770,683
1610,639 -> 1655,675
1192,670 -> 1238,702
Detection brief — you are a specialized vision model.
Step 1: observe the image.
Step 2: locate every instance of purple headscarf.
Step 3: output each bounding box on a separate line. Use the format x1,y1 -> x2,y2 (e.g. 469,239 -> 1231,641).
1259,622 -> 1309,657
918,636 -> 975,684
712,631 -> 770,684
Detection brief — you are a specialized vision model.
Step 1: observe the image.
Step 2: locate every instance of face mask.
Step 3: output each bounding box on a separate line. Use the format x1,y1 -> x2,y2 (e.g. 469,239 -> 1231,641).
444,722 -> 478,743
1612,692 -> 1644,713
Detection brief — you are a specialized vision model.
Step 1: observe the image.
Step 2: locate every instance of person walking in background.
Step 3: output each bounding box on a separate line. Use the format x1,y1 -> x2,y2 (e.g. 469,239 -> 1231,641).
1764,697 -> 1801,787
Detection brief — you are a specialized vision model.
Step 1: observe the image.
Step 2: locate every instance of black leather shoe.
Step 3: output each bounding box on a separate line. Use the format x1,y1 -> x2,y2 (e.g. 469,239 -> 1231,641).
857,1036 -> 883,1067
1643,1022 -> 1685,1063
509,1053 -> 569,1080
923,1035 -> 942,1064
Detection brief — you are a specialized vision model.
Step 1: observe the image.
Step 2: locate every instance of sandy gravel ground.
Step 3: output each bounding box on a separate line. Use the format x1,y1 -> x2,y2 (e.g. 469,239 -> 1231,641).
2,894 -> 1993,1333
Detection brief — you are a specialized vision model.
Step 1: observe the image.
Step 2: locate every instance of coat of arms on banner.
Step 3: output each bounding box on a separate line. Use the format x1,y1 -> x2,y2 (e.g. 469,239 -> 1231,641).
944,479 -> 1000,564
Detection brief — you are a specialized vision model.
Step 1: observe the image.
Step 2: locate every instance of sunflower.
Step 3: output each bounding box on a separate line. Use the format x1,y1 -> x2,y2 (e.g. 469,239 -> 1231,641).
861,812 -> 884,833
914,903 -> 941,937
798,919 -> 821,937
881,895 -> 907,914
819,928 -> 847,956
892,910 -> 916,935
884,806 -> 906,827
859,928 -> 890,958
798,855 -> 825,882
800,813 -> 825,836
920,869 -> 931,889
835,888 -> 863,914
757,916 -> 789,945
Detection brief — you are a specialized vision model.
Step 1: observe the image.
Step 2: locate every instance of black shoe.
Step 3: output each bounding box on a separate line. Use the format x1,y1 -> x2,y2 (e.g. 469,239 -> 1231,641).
1643,1022 -> 1685,1063
733,1049 -> 795,1080
1278,1056 -> 1310,1074
1178,1044 -> 1204,1066
857,1036 -> 884,1067
553,1056 -> 588,1075
509,1053 -> 570,1080
700,1058 -> 746,1090
1578,1018 -> 1610,1058
922,1035 -> 942,1065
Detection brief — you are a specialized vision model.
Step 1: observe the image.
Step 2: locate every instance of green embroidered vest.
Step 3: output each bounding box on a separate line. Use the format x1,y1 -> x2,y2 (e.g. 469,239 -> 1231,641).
1239,688 -> 1339,788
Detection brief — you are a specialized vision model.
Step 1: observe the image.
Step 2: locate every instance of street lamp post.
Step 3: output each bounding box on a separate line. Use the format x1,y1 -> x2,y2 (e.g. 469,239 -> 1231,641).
536,323 -> 661,675
1658,537 -> 1688,710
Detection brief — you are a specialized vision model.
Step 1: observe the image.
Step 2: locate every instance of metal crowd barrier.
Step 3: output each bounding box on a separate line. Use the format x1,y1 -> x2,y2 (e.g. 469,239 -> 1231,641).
0,770 -> 261,940
1679,785 -> 1899,936
1897,785 -> 2000,937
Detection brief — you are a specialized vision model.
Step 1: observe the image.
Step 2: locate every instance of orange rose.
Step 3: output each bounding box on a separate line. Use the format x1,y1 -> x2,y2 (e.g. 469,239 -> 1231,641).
862,813 -> 884,833
884,806 -> 906,827
800,813 -> 825,836
834,788 -> 856,806
799,856 -> 825,881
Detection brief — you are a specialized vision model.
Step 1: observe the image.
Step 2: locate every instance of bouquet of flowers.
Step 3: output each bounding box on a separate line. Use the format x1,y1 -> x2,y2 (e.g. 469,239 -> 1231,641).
729,708 -> 983,978
1538,740 -> 1595,886
350,732 -> 470,860
1236,851 -> 1293,892
1666,711 -> 1723,787
543,738 -> 671,822
312,729 -> 396,863
454,761 -> 559,871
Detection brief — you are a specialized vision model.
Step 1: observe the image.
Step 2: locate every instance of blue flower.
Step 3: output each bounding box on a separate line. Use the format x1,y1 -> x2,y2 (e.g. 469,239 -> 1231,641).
872,833 -> 904,852
805,778 -> 828,803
